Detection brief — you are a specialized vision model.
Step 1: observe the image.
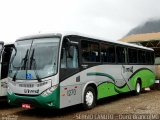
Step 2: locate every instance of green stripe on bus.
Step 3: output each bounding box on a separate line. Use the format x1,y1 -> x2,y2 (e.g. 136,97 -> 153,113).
87,69 -> 155,100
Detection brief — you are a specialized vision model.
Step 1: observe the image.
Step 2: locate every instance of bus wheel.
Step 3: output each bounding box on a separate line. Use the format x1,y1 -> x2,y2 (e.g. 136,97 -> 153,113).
133,81 -> 141,95
83,86 -> 96,110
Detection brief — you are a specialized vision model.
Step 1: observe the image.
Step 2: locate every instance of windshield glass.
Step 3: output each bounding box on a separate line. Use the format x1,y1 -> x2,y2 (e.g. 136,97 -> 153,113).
9,37 -> 60,80
10,40 -> 32,69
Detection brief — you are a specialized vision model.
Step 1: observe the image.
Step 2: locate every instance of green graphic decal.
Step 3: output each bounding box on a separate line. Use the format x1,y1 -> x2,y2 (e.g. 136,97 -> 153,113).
87,72 -> 126,99
97,82 -> 118,99
128,68 -> 155,89
87,68 -> 155,100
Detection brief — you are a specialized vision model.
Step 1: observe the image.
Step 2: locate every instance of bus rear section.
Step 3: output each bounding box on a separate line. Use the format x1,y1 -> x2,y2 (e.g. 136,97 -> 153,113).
153,55 -> 160,88
154,65 -> 160,89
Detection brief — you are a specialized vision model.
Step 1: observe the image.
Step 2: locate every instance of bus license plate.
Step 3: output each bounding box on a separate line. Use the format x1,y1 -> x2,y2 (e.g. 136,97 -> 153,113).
22,104 -> 31,109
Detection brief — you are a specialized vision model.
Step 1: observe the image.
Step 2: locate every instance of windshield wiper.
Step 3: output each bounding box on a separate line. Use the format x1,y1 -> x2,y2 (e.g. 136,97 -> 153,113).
30,49 -> 41,82
13,49 -> 29,81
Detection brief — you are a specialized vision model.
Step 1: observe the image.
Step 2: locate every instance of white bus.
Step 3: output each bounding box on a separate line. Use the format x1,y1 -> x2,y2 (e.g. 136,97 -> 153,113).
0,42 -> 13,97
7,33 -> 155,109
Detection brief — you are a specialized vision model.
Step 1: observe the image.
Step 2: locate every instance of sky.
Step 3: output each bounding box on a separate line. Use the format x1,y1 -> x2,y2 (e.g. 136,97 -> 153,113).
0,0 -> 160,44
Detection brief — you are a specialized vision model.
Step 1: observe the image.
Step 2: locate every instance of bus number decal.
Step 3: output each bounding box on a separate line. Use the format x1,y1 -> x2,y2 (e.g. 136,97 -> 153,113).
67,89 -> 76,96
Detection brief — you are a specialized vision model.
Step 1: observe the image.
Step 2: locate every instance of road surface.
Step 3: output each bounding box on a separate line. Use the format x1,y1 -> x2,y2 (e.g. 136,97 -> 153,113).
0,90 -> 160,120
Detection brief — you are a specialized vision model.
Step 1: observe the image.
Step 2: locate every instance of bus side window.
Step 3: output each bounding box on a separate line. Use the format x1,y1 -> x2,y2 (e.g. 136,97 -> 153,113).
61,46 -> 78,69
81,40 -> 100,63
146,51 -> 151,64
116,46 -> 126,63
138,50 -> 146,63
151,52 -> 155,64
101,43 -> 115,63
67,46 -> 78,68
128,48 -> 137,63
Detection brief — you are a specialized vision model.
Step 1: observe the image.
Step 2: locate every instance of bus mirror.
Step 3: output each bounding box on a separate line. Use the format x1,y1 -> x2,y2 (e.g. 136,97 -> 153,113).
11,45 -> 16,51
65,38 -> 78,46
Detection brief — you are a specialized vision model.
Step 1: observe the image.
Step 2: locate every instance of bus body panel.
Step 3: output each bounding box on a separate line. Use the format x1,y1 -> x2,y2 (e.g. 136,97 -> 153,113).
0,43 -> 13,97
155,65 -> 160,80
59,64 -> 155,108
8,74 -> 61,108
9,79 -> 52,95
9,63 -> 155,109
8,87 -> 60,109
0,78 -> 8,96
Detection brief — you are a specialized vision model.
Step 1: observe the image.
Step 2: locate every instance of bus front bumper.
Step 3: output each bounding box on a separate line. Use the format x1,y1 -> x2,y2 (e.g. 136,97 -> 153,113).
7,88 -> 60,109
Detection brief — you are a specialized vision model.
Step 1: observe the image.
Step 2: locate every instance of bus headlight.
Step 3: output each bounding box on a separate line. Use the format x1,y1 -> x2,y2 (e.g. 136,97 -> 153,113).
7,87 -> 13,95
42,85 -> 58,97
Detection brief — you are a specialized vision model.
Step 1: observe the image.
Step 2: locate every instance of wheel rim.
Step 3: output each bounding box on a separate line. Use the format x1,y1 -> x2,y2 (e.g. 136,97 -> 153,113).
136,83 -> 141,93
85,91 -> 94,106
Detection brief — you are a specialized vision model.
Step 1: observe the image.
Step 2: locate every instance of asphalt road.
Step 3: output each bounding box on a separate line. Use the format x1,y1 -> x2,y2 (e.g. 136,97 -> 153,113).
0,90 -> 160,120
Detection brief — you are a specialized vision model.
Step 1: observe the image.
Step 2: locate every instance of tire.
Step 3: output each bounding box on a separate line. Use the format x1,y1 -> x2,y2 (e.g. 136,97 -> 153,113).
82,86 -> 96,110
133,81 -> 141,95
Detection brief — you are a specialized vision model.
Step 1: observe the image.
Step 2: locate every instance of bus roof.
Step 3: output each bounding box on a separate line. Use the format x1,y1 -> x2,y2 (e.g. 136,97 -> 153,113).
16,32 -> 153,51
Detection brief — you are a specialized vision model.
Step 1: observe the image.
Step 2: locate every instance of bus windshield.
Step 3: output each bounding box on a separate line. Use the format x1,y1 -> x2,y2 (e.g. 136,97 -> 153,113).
9,37 -> 60,80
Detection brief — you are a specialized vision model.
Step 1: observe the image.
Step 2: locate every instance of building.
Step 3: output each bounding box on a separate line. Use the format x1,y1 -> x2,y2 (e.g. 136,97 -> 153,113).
120,32 -> 160,82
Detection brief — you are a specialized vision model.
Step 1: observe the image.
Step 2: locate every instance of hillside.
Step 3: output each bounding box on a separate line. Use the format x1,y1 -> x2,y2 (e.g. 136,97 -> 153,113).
126,19 -> 160,36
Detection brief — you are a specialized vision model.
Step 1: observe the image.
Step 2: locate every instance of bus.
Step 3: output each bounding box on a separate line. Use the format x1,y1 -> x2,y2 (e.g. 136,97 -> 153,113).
7,33 -> 155,110
0,42 -> 13,97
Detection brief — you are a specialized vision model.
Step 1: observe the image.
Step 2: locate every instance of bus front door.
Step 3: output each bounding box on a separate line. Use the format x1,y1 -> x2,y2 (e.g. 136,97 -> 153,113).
60,39 -> 81,108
